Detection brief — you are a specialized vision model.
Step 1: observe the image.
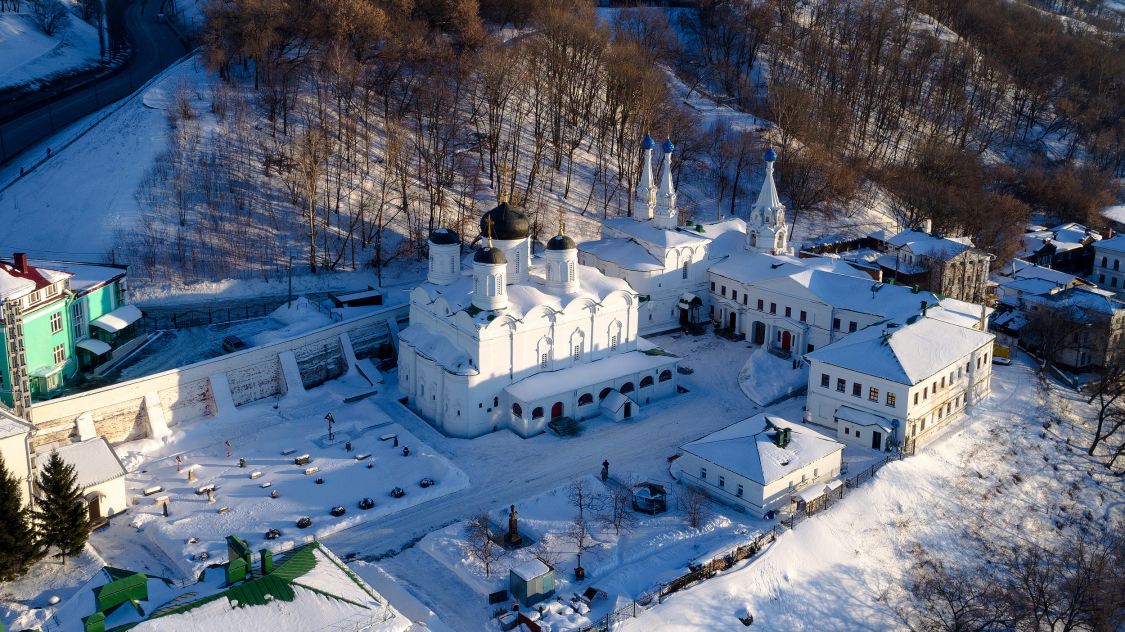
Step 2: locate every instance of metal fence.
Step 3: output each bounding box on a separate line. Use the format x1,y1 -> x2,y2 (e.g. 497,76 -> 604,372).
137,298 -> 293,332
781,453 -> 903,529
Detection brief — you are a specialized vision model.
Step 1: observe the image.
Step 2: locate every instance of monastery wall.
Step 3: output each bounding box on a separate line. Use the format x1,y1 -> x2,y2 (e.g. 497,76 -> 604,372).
26,305 -> 408,449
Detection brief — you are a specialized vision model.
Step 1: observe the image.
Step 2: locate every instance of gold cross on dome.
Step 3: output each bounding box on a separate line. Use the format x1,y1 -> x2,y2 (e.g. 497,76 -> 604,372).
558,209 -> 566,236
498,160 -> 510,204
486,216 -> 494,247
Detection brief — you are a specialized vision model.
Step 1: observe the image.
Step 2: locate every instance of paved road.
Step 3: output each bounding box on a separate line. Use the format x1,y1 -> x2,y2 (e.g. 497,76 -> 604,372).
0,0 -> 187,164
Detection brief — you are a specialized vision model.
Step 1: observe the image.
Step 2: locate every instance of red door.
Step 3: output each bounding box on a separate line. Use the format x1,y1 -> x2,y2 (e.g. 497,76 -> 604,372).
551,402 -> 564,419
781,331 -> 792,352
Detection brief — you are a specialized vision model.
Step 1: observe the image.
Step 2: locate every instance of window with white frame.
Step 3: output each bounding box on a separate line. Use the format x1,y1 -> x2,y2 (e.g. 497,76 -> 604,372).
53,344 -> 66,364
49,311 -> 62,334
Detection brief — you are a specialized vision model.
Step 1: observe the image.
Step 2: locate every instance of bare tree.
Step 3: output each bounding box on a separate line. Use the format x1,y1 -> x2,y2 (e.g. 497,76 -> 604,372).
28,0 -> 68,36
599,487 -> 637,537
463,514 -> 503,578
678,486 -> 711,530
898,556 -> 1012,632
530,539 -> 559,570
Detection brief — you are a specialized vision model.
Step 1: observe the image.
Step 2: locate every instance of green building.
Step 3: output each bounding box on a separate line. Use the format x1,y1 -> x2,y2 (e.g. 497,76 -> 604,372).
0,254 -> 140,410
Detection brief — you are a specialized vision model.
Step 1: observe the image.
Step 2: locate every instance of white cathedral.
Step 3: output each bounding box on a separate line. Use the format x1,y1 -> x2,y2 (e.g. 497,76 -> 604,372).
398,201 -> 680,439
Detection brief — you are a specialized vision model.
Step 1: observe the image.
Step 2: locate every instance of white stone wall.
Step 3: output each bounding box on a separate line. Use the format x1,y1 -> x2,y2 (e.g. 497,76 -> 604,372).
0,429 -> 32,507
27,306 -> 407,448
1093,243 -> 1125,291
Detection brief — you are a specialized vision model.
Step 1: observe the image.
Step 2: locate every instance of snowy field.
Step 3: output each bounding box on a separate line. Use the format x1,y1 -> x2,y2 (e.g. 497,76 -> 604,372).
620,355 -> 1124,631
0,9 -> 102,91
738,346 -> 808,406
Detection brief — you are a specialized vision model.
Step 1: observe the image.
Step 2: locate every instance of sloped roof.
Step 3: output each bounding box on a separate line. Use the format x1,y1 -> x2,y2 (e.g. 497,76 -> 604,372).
681,414 -> 843,485
603,217 -> 710,249
0,409 -> 33,440
0,259 -> 71,301
35,437 -> 126,489
579,237 -> 664,271
1095,234 -> 1125,254
806,318 -> 995,385
887,230 -> 976,259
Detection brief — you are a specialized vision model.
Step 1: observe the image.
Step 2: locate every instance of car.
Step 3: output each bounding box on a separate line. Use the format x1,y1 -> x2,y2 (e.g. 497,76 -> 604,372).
330,505 -> 346,517
419,478 -> 435,488
992,356 -> 1012,366
390,487 -> 406,498
358,497 -> 375,510
222,335 -> 247,353
265,528 -> 281,540
296,516 -> 312,529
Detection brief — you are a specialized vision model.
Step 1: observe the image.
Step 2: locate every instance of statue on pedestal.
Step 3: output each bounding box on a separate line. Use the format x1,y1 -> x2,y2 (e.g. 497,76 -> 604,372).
506,504 -> 522,546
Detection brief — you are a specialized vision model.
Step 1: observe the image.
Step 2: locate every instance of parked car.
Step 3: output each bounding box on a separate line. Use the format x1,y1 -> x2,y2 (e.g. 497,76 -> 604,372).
390,487 -> 406,498
222,335 -> 247,353
992,356 -> 1011,366
419,478 -> 435,488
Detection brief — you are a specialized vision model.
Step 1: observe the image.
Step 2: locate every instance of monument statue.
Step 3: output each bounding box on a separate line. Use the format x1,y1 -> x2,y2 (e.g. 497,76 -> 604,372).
506,504 -> 522,546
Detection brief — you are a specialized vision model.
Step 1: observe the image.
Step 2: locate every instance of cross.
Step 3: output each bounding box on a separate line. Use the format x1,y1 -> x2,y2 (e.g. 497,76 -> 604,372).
486,216 -> 495,247
498,160 -> 510,204
558,209 -> 566,236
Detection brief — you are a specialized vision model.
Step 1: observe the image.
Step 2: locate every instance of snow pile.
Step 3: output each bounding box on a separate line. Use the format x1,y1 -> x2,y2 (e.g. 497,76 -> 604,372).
249,297 -> 334,345
738,346 -> 807,406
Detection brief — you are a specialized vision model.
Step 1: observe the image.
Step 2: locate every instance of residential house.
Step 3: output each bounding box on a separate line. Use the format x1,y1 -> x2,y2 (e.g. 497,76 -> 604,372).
1020,223 -> 1101,275
1021,285 -> 1125,371
805,317 -> 995,451
1092,235 -> 1125,292
674,414 -> 844,517
876,224 -> 994,303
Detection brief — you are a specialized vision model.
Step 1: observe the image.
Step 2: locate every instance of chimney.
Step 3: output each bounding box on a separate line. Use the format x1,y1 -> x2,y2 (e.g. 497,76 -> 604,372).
13,252 -> 27,272
920,300 -> 929,317
921,219 -> 932,234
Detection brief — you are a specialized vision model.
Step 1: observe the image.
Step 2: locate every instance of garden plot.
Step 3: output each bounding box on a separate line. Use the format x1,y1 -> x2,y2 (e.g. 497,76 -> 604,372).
121,400 -> 468,578
420,475 -> 768,631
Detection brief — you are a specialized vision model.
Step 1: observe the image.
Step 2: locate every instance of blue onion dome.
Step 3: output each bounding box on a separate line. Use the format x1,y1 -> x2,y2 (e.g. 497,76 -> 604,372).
764,147 -> 778,162
428,227 -> 460,245
547,234 -> 577,250
662,138 -> 675,153
473,246 -> 508,264
641,133 -> 655,150
480,202 -> 530,240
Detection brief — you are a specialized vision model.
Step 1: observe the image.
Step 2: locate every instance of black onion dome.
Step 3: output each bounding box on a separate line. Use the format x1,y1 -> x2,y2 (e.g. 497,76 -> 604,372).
473,246 -> 508,264
428,228 -> 460,245
480,202 -> 530,240
547,234 -> 577,250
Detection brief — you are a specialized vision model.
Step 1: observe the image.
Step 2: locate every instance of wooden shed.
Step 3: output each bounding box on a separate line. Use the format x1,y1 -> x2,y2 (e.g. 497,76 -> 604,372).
509,559 -> 555,607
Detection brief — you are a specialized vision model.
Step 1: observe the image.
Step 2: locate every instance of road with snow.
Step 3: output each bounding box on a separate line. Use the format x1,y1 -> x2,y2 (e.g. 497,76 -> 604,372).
0,0 -> 186,164
319,334 -> 772,630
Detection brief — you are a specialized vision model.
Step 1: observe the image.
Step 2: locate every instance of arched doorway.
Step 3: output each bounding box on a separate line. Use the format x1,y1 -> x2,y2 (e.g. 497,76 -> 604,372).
728,312 -> 737,331
624,402 -> 632,418
781,330 -> 792,352
551,402 -> 564,419
752,321 -> 765,345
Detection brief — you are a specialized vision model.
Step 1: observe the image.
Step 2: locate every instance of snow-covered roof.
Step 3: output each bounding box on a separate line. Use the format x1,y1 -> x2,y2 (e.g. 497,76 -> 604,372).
1025,285 -> 1125,317
997,277 -> 1064,298
887,230 -> 977,259
1095,234 -> 1125,254
76,337 -> 113,355
505,349 -> 674,402
0,409 -> 33,440
0,259 -> 71,301
806,317 -> 995,385
35,437 -> 126,489
603,217 -> 710,249
398,324 -> 477,375
414,261 -> 634,325
600,389 -> 631,413
579,237 -> 664,271
1007,259 -> 1081,286
681,414 -> 843,486
834,405 -> 893,430
27,259 -> 125,295
89,304 -> 143,333
875,254 -> 928,275
710,251 -> 870,286
1102,205 -> 1125,225
511,558 -> 551,581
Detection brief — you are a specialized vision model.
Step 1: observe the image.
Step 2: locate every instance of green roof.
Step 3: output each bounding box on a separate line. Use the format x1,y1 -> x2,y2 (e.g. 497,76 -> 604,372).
106,541 -> 371,632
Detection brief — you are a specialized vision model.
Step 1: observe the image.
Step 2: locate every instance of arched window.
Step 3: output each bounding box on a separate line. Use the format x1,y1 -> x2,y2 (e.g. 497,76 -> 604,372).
749,232 -> 757,248
578,393 -> 594,406
599,387 -> 613,400
621,382 -> 635,394
532,407 -> 544,419
1116,260 -> 1121,271
659,370 -> 673,382
512,403 -> 522,418
682,261 -> 688,279
1102,256 -> 1108,267
640,376 -> 654,388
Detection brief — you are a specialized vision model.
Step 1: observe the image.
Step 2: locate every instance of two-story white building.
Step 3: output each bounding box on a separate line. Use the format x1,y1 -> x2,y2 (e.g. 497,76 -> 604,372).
398,204 -> 679,439
674,414 -> 844,517
1092,235 -> 1125,292
805,316 -> 995,451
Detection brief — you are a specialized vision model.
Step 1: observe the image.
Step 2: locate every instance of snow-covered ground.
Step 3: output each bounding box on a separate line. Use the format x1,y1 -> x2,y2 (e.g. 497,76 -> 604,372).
111,398 -> 468,579
620,354 -> 1124,631
0,8 -> 102,91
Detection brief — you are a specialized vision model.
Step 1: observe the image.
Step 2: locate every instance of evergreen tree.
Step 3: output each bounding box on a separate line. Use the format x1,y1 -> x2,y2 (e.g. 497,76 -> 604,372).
33,452 -> 90,565
0,453 -> 42,581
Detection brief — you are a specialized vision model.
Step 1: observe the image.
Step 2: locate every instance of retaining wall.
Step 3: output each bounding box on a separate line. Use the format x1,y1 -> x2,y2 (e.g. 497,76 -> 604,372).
27,305 -> 408,448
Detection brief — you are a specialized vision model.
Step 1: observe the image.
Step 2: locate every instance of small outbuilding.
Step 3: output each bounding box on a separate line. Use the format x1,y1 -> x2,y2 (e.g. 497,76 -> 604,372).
509,559 -> 555,607
631,482 -> 667,514
35,437 -> 127,524
599,390 -> 638,421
